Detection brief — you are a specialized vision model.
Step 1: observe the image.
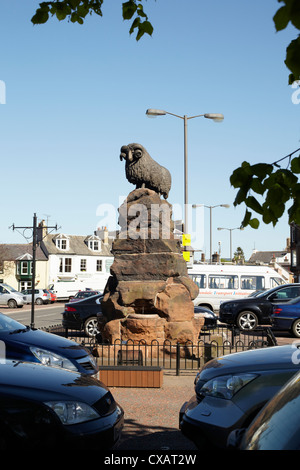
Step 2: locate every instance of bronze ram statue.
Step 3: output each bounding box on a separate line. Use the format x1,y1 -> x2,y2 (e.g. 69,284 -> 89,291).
120,143 -> 172,199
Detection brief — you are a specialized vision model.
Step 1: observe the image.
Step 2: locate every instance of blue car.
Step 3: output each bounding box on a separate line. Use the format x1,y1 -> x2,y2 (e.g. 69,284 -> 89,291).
0,312 -> 98,375
271,296 -> 300,338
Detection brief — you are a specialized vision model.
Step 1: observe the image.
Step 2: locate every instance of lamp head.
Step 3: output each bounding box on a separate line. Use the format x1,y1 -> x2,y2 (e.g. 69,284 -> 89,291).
204,113 -> 224,122
146,109 -> 166,117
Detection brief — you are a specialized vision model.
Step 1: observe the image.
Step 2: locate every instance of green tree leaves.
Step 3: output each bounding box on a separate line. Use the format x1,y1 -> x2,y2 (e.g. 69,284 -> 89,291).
273,0 -> 300,82
123,0 -> 153,40
230,150 -> 300,229
30,1 -> 299,80
31,1 -> 102,25
32,1 -> 154,40
30,1 -> 299,79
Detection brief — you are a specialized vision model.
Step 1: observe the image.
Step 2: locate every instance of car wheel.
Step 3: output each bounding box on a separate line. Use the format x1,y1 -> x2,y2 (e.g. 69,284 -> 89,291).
84,317 -> 99,337
292,319 -> 300,338
35,298 -> 43,305
7,299 -> 17,308
237,311 -> 258,330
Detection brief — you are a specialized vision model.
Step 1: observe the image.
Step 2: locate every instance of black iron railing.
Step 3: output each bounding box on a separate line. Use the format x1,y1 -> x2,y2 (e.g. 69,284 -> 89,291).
43,324 -> 277,375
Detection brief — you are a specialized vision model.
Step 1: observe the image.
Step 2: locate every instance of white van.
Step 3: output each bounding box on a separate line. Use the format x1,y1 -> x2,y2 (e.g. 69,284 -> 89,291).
188,264 -> 286,312
49,274 -> 109,301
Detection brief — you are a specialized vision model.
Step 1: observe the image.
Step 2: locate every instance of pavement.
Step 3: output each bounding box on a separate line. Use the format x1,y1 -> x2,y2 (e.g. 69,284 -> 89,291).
110,333 -> 296,451
111,370 -> 198,451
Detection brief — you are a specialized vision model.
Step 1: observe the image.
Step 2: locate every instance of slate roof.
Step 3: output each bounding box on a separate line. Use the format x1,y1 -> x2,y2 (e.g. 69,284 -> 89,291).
0,244 -> 48,262
248,251 -> 289,265
41,234 -> 113,257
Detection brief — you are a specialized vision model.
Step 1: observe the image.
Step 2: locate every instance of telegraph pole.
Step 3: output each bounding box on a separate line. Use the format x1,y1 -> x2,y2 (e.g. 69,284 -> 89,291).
11,213 -> 58,328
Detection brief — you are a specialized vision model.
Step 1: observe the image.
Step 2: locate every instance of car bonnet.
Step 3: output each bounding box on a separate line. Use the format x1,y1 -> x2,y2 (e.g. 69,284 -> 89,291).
0,360 -> 108,404
198,345 -> 300,381
1,327 -> 91,359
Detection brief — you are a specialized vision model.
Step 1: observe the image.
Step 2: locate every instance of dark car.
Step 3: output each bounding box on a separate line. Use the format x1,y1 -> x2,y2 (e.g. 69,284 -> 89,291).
62,293 -> 103,337
228,370 -> 300,450
0,359 -> 124,449
0,312 -> 98,375
194,306 -> 217,329
271,296 -> 300,337
69,290 -> 101,302
179,344 -> 300,449
219,283 -> 300,330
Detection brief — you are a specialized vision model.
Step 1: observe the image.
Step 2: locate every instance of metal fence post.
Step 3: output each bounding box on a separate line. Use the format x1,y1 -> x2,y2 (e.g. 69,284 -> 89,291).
176,342 -> 180,376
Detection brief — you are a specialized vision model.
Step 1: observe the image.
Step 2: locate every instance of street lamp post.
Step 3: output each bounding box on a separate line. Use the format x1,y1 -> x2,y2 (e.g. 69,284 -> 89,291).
217,226 -> 244,260
146,109 -> 224,235
192,204 -> 230,263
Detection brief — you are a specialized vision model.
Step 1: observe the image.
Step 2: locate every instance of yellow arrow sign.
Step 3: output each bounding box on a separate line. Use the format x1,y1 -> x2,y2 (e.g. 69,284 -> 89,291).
183,251 -> 190,261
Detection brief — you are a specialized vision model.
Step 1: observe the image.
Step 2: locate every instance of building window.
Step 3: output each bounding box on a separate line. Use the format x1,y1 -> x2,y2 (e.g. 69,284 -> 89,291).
56,239 -> 67,250
54,235 -> 69,251
59,258 -> 72,273
20,281 -> 32,291
65,258 -> 72,272
80,259 -> 87,271
96,260 -> 102,272
21,261 -> 28,275
89,240 -> 100,251
17,261 -> 32,275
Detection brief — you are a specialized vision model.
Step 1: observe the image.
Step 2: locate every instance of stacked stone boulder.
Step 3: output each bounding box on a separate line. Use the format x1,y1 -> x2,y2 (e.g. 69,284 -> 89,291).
99,188 -> 203,346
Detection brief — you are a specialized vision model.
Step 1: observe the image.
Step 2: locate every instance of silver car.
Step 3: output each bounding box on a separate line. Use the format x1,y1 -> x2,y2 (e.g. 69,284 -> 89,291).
0,283 -> 25,308
21,289 -> 51,305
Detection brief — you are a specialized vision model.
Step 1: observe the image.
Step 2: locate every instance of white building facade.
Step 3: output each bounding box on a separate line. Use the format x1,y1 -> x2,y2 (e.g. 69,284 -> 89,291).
40,231 -> 113,288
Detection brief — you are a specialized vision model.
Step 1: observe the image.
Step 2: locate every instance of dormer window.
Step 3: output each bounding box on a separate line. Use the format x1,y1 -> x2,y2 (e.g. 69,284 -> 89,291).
85,235 -> 101,252
54,234 -> 70,251
57,239 -> 67,250
90,240 -> 99,251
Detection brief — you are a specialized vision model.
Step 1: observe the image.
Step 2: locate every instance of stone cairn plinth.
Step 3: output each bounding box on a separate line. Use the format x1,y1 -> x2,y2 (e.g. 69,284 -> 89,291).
99,188 -> 203,352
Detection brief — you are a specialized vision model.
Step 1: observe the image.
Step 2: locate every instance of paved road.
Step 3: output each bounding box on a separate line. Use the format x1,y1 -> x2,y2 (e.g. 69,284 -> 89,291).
0,302 -> 64,328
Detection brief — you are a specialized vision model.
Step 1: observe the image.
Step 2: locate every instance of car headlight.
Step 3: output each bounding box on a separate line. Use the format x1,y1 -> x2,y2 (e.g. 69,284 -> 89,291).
199,373 -> 258,400
30,347 -> 77,371
45,401 -> 100,425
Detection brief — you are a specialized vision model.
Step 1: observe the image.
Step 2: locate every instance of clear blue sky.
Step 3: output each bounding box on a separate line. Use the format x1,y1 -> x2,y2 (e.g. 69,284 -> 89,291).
1,0 -> 299,260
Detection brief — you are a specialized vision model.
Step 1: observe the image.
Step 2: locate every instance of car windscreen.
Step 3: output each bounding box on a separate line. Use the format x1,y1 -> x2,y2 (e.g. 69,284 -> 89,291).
0,313 -> 27,332
2,283 -> 18,292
